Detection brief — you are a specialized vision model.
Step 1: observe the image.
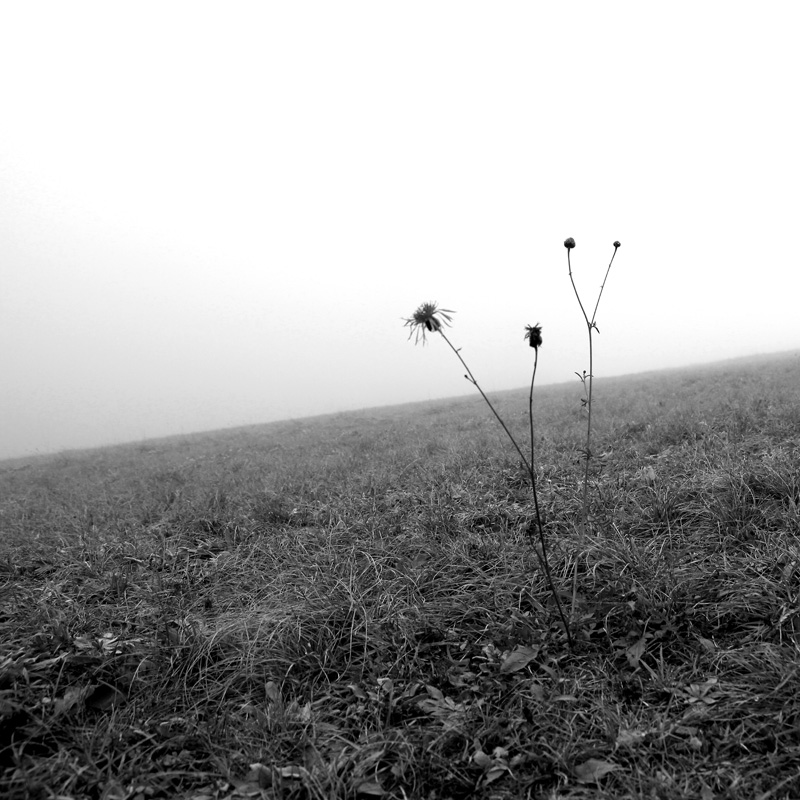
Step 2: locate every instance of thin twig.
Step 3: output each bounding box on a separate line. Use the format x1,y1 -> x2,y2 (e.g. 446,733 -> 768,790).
566,242 -> 619,616
440,329 -> 572,648
567,248 -> 592,546
528,347 -> 572,648
439,331 -> 532,477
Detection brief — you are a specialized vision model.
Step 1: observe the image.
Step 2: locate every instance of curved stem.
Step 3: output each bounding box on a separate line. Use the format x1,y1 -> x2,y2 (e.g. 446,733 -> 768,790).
528,349 -> 544,538
527,350 -> 573,647
441,329 -> 572,648
439,330 -> 532,480
567,249 -> 591,329
580,327 -> 593,544
590,246 -> 618,324
529,350 -> 537,486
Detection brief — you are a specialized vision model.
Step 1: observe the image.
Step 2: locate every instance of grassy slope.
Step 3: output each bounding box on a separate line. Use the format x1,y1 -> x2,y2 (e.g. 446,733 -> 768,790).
1,352 -> 799,799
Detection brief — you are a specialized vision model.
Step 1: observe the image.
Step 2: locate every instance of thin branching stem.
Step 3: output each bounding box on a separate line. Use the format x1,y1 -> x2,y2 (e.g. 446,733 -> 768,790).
439,329 -> 572,649
438,330 -> 532,477
591,247 -> 619,324
567,243 -> 619,618
567,249 -> 592,545
582,327 -> 593,537
528,348 -> 573,648
567,244 -> 619,546
567,249 -> 591,330
529,353 -> 537,487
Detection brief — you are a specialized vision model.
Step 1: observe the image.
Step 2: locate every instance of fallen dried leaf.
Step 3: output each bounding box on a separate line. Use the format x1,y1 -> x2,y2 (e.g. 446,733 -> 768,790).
499,645 -> 540,673
574,758 -> 618,784
355,780 -> 384,796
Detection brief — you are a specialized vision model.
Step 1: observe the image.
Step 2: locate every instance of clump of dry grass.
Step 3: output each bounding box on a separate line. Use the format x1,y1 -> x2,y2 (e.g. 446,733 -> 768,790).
1,353 -> 800,798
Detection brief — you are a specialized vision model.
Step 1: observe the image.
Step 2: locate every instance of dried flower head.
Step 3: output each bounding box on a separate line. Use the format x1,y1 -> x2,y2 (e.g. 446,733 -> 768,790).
404,302 -> 455,344
613,240 -> 621,248
564,237 -> 576,249
524,324 -> 543,349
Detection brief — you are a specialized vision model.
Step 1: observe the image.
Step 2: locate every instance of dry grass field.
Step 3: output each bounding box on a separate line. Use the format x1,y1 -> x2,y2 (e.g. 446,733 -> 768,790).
2,351 -> 799,799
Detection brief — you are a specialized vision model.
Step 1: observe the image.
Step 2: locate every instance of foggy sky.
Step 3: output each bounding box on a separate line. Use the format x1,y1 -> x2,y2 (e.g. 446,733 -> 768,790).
2,1 -> 799,461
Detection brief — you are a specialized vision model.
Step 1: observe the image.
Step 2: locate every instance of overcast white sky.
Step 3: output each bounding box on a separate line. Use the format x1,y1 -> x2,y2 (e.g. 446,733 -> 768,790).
2,1 -> 798,461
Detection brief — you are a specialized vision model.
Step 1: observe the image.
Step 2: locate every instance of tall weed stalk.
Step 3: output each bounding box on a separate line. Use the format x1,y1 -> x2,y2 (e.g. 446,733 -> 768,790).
564,238 -> 620,605
405,304 -> 572,648
564,239 -> 620,538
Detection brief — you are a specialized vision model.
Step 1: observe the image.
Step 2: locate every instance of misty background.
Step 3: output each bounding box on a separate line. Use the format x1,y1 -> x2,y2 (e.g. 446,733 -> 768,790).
2,1 -> 798,461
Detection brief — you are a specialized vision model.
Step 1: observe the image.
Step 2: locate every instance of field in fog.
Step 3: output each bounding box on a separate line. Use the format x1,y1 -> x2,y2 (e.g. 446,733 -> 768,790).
2,351 -> 799,799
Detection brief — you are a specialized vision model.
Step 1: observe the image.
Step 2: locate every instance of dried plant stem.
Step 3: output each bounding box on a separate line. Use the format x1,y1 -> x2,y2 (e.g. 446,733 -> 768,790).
567,249 -> 592,544
439,331 -> 532,474
581,328 -> 594,538
567,247 -> 619,537
567,243 -> 619,611
438,330 -> 573,649
529,352 -> 537,493
527,348 -> 572,648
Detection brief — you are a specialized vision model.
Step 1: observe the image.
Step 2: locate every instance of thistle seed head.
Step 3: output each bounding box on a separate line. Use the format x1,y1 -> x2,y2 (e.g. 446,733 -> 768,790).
524,324 -> 543,349
403,302 -> 455,345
